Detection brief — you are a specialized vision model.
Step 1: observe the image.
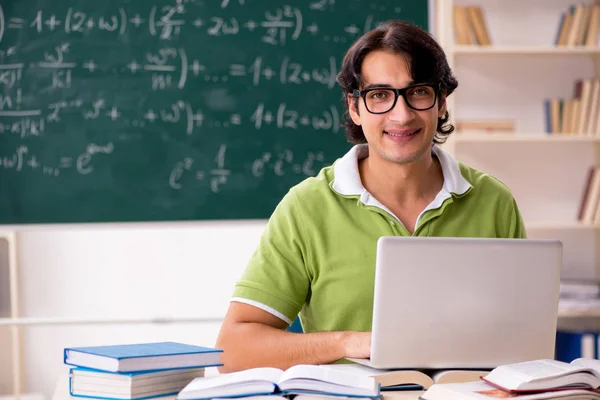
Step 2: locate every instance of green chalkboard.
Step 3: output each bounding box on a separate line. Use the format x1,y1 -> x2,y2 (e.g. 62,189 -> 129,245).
0,0 -> 428,223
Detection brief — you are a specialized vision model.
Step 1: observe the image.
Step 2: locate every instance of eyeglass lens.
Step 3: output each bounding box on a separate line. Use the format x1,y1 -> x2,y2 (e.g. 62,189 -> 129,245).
365,86 -> 435,113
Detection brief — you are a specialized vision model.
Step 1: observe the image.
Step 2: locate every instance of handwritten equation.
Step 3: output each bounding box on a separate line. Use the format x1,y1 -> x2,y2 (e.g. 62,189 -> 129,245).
0,2 -> 400,45
0,0 -> 409,203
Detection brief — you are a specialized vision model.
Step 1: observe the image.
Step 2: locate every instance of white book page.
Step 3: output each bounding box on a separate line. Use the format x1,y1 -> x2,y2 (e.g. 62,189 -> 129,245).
570,358 -> 600,378
484,360 -> 580,390
181,367 -> 282,391
492,360 -> 579,381
280,365 -> 376,390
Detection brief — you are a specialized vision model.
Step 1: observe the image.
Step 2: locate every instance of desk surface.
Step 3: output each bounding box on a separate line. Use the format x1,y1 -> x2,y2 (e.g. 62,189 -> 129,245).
52,373 -> 425,400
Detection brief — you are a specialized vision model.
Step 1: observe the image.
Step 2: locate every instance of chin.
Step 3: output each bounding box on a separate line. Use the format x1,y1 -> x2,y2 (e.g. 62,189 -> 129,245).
382,148 -> 428,165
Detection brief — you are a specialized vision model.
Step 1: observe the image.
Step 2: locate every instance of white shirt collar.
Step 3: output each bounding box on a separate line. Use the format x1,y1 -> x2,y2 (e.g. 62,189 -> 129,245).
331,144 -> 472,197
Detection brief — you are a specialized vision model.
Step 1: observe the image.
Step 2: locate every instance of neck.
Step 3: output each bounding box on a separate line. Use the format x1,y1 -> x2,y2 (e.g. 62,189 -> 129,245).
358,147 -> 444,204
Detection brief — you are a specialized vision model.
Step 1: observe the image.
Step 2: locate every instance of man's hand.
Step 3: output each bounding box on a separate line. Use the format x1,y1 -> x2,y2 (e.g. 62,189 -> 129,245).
342,331 -> 372,359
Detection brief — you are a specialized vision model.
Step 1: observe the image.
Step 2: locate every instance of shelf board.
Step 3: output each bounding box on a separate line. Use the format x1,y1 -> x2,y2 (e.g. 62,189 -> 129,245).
453,45 -> 600,55
526,222 -> 598,230
558,309 -> 600,318
453,134 -> 600,143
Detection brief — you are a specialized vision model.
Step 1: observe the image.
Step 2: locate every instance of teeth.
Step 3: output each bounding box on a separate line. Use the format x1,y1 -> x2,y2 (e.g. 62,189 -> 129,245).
386,129 -> 418,137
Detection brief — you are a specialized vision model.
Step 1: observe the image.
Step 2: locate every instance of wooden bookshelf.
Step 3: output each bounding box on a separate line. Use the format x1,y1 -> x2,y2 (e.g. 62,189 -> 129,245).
453,134 -> 600,143
438,0 -> 600,298
526,222 -> 599,230
454,45 -> 600,55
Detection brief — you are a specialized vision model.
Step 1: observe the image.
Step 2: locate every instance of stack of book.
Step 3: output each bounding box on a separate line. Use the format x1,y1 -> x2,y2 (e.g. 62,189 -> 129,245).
421,358 -> 600,399
63,341 -> 223,400
555,2 -> 600,47
544,78 -> 600,135
452,5 -> 492,46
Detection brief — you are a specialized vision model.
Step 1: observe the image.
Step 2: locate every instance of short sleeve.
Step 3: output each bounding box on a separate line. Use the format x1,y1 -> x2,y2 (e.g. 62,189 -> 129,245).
507,197 -> 527,239
231,188 -> 310,324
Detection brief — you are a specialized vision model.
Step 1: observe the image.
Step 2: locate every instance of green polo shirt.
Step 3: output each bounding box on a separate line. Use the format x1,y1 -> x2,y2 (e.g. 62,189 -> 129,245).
232,144 -> 526,334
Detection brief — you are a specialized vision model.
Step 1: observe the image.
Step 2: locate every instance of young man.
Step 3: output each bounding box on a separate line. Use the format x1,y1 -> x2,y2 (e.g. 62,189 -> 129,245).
215,20 -> 526,372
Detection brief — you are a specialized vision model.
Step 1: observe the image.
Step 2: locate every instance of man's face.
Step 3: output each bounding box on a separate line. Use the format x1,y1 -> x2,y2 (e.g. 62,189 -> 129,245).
348,50 -> 446,166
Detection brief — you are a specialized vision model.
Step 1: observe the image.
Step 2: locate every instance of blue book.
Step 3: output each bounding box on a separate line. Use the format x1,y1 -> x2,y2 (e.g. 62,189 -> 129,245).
69,367 -> 205,400
64,342 -> 223,373
555,331 -> 598,362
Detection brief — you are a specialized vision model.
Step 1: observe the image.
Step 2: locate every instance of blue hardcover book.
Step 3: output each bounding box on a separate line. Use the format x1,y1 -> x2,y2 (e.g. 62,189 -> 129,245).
64,342 -> 223,373
69,366 -> 205,400
555,331 -> 597,362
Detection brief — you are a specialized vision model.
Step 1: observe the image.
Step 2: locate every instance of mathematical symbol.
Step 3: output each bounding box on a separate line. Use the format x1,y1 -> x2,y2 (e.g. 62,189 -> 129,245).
292,165 -> 301,173
59,157 -> 73,168
83,60 -> 96,72
264,111 -> 273,124
8,18 -> 24,29
86,19 -> 95,29
192,19 -> 204,27
196,171 -> 205,180
394,7 -> 402,13
344,25 -> 359,34
230,114 -> 241,125
106,107 -> 121,121
127,61 -> 140,73
262,67 -> 275,80
129,15 -> 145,27
306,23 -> 318,34
45,15 -> 62,31
27,156 -> 40,169
144,109 -> 157,122
301,72 -> 310,81
244,20 -> 257,31
210,169 -> 231,177
229,64 -> 246,76
300,116 -> 310,125
192,112 -> 204,126
190,60 -> 205,76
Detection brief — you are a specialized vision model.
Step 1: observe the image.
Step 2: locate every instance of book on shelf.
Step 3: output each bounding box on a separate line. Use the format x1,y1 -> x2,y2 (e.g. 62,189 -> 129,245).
455,120 -> 514,134
545,78 -> 600,135
577,166 -> 600,225
68,367 -> 205,400
555,331 -> 598,363
556,2 -> 600,47
64,342 -> 223,373
175,365 -> 380,400
320,363 -> 489,390
452,5 -> 492,46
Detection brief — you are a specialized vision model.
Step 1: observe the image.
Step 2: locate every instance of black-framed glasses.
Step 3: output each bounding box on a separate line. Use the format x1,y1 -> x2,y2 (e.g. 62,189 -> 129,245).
353,83 -> 439,114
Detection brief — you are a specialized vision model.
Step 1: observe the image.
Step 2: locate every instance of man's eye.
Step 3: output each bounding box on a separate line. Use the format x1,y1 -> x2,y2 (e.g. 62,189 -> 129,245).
410,88 -> 431,96
368,91 -> 391,100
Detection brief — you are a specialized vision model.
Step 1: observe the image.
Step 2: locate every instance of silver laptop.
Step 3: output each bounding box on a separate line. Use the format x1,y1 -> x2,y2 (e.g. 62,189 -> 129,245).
348,236 -> 562,369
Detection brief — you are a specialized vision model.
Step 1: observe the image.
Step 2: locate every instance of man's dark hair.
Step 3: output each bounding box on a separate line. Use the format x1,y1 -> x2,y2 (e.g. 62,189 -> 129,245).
336,20 -> 459,145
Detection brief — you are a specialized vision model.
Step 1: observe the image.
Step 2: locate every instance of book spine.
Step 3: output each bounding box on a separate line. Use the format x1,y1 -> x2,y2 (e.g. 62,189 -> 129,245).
555,331 -> 597,362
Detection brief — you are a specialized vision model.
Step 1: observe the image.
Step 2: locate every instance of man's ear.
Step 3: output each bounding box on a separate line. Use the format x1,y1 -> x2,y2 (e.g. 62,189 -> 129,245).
437,93 -> 447,118
347,94 -> 361,126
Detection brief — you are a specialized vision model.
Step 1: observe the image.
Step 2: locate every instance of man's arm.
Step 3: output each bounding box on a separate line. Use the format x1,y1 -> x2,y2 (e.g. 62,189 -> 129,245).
215,302 -> 371,372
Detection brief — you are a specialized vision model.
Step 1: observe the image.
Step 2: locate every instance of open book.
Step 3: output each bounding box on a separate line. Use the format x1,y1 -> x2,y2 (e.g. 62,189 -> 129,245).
480,358 -> 600,394
321,363 -> 489,390
176,365 -> 380,400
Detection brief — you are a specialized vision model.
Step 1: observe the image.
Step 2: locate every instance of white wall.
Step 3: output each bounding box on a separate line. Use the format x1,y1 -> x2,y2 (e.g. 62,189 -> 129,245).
6,220 -> 266,399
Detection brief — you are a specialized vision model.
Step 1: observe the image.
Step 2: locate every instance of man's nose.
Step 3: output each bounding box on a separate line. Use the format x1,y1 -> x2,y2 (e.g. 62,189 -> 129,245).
388,94 -> 416,123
